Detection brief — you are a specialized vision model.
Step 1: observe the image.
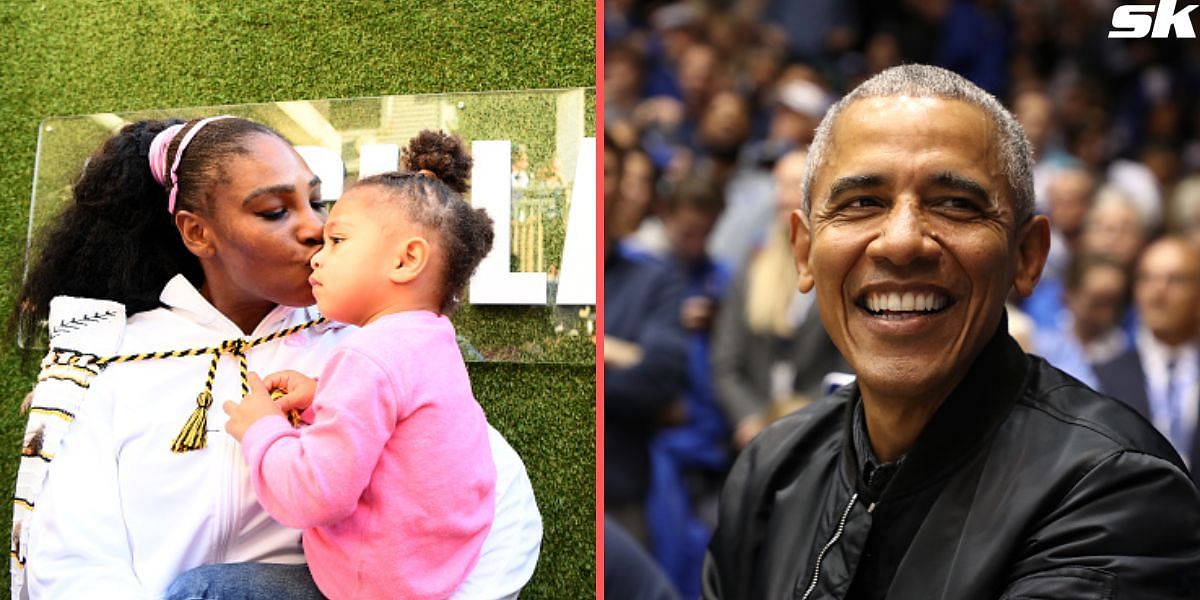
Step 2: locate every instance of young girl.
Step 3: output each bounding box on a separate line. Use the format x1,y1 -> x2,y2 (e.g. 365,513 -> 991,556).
222,130 -> 499,599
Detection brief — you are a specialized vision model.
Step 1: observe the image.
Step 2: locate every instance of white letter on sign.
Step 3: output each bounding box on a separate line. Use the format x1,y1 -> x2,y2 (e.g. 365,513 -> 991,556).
469,141 -> 549,304
294,146 -> 345,201
555,138 -> 596,305
358,144 -> 401,179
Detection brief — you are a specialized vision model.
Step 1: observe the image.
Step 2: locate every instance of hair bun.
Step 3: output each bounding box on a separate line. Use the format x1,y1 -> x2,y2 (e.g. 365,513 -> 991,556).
401,130 -> 472,194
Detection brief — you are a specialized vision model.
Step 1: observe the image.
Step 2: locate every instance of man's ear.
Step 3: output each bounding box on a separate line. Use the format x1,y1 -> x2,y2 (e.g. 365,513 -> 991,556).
791,209 -> 815,293
1012,214 -> 1051,298
175,210 -> 216,258
390,237 -> 431,284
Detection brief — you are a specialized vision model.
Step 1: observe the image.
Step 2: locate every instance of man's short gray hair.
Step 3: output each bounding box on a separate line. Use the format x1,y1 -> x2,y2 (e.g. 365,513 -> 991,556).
801,64 -> 1035,223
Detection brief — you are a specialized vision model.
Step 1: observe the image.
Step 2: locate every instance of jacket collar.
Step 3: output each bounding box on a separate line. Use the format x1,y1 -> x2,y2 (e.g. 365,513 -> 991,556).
841,313 -> 1031,500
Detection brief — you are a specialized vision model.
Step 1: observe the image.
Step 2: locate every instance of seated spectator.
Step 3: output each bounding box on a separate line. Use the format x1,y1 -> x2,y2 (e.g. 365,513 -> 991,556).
1096,237 -> 1200,476
607,43 -> 649,124
1025,186 -> 1148,328
1081,186 -> 1152,271
622,148 -> 670,258
604,138 -> 688,544
1169,174 -> 1200,248
647,177 -> 732,599
708,79 -> 830,269
694,90 -> 752,184
1107,158 -> 1164,233
1042,167 -> 1096,283
1034,253 -> 1131,389
1013,88 -> 1058,210
711,149 -> 849,450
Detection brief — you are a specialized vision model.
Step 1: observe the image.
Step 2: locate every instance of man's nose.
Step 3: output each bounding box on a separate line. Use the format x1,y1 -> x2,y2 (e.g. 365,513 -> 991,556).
866,198 -> 939,266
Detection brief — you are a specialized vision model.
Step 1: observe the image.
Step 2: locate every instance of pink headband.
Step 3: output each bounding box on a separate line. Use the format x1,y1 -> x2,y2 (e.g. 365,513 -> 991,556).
147,115 -> 234,213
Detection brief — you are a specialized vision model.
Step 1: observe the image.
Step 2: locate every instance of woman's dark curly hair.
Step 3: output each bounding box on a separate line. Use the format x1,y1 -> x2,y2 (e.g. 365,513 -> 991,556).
356,130 -> 494,314
16,117 -> 288,342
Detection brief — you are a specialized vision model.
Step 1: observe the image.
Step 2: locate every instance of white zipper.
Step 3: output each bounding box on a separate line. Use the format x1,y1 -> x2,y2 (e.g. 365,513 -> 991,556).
213,358 -> 239,563
229,437 -> 245,558
800,493 -> 859,600
213,432 -> 236,562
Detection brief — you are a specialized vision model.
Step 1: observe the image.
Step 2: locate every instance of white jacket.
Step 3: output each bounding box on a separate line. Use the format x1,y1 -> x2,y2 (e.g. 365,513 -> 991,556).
23,276 -> 541,599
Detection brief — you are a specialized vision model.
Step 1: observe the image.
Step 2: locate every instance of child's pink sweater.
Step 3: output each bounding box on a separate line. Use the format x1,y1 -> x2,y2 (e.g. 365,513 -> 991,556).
241,311 -> 496,599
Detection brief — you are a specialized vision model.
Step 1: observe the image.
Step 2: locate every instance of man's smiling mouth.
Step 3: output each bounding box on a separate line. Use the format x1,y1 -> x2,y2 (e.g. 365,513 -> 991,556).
857,291 -> 954,320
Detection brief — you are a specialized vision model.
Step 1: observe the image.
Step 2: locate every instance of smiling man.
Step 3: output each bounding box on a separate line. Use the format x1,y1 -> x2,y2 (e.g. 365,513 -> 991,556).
702,65 -> 1200,599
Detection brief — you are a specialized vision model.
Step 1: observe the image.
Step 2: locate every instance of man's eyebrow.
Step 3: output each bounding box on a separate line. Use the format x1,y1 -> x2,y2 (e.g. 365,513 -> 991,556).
929,171 -> 988,200
829,174 -> 886,198
242,176 -> 322,205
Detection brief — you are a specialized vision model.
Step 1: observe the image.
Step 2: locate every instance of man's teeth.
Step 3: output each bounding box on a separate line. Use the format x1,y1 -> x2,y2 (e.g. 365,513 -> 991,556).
866,292 -> 948,313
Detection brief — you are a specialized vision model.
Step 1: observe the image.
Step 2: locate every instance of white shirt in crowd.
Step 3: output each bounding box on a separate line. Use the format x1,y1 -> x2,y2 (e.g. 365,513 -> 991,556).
1136,326 -> 1200,465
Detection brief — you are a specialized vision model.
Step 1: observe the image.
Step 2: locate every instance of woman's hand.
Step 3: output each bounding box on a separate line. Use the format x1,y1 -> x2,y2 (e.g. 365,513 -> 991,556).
262,369 -> 318,413
224,372 -> 285,441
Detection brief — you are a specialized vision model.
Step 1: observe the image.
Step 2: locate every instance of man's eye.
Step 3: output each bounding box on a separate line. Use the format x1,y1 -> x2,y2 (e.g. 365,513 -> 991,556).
846,196 -> 882,209
939,197 -> 981,212
311,199 -> 329,213
258,208 -> 286,220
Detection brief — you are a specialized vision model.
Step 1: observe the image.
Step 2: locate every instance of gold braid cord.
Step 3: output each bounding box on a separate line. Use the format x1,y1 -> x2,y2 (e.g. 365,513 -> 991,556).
51,317 -> 326,453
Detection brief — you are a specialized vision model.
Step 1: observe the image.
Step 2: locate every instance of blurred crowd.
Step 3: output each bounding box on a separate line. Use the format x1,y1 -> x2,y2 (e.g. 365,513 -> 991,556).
602,0 -> 1200,598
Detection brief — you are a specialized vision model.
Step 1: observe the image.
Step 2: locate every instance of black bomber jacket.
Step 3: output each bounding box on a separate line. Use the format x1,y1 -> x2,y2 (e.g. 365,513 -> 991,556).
703,324 -> 1200,599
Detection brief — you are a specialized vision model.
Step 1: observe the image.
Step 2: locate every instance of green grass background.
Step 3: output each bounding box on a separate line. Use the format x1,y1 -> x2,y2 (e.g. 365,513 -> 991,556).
0,1 -> 596,597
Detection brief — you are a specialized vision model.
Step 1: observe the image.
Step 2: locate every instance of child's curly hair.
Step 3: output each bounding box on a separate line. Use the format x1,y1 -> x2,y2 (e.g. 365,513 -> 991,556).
355,130 -> 495,314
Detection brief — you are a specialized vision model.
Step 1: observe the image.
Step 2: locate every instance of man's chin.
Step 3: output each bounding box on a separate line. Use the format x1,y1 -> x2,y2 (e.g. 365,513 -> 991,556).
850,354 -> 952,400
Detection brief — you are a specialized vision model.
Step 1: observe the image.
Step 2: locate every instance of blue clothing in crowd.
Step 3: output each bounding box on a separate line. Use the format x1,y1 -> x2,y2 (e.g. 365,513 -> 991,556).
605,517 -> 680,600
605,243 -> 689,509
647,255 -> 733,599
1034,325 -> 1102,390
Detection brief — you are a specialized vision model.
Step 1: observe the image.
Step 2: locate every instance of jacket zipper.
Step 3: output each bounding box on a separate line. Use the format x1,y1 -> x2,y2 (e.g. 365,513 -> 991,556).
800,493 -> 859,600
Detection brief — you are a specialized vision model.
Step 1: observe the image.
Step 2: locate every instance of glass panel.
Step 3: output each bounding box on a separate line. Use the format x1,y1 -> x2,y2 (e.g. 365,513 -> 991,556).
25,89 -> 597,364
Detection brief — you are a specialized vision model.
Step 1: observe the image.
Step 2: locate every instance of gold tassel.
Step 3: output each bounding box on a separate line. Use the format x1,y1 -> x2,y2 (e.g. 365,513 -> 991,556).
171,390 -> 213,453
271,388 -> 303,427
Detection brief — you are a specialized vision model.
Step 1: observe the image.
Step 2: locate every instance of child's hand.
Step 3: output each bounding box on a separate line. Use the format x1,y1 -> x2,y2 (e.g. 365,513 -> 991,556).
262,369 -> 318,413
223,372 -> 285,441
